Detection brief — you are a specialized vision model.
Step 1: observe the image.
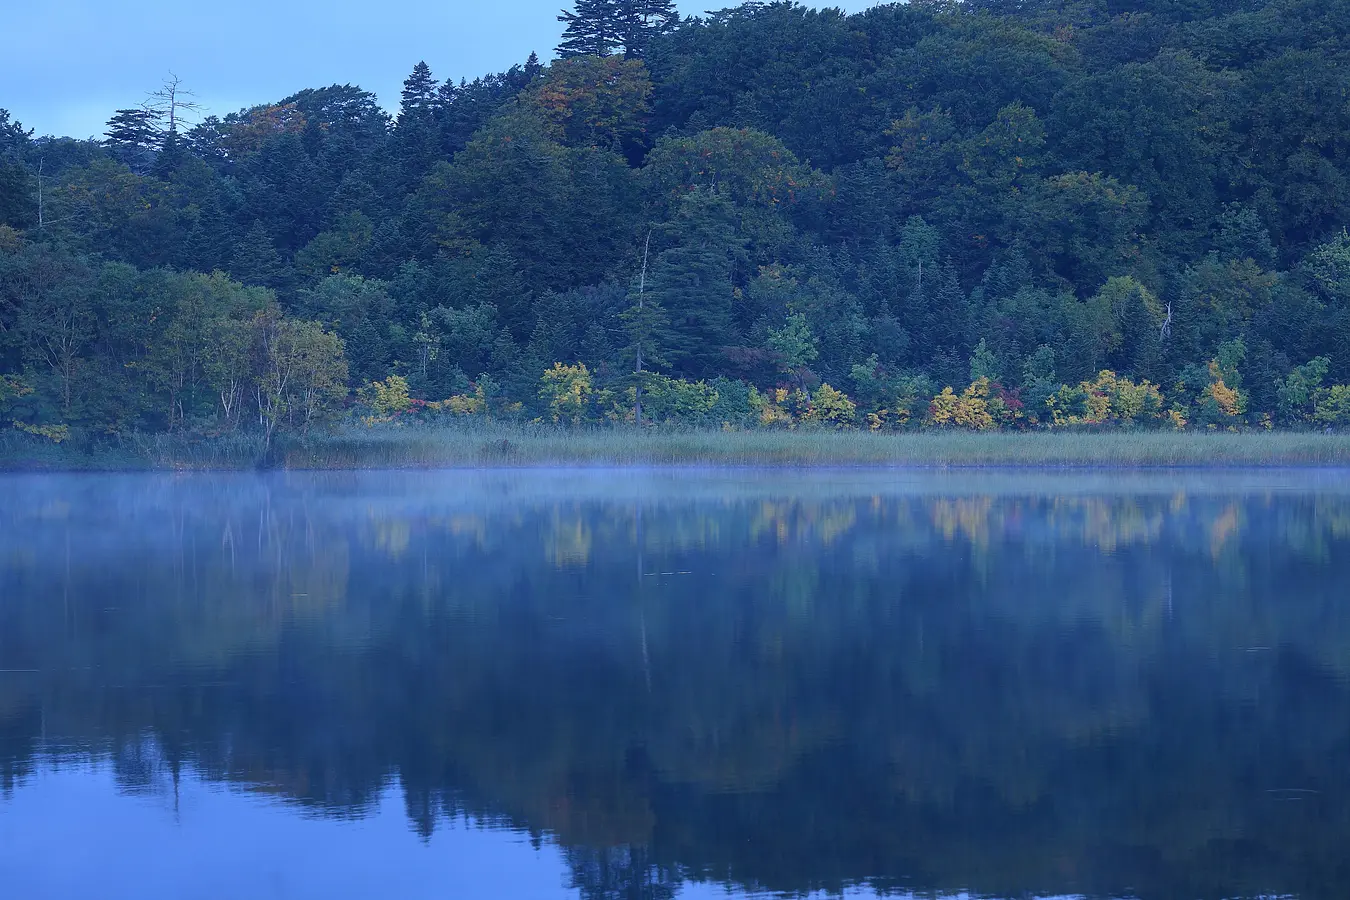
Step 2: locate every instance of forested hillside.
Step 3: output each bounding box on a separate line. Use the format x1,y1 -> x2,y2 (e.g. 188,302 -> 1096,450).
3,0 -> 1350,445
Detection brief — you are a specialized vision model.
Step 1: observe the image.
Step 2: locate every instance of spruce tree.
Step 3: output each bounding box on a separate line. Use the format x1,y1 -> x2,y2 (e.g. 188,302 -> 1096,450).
152,127 -> 187,178
104,108 -> 162,173
229,221 -> 286,288
929,261 -> 971,355
557,0 -> 675,58
644,190 -> 746,378
399,61 -> 439,124
523,51 -> 544,82
0,109 -> 31,157
0,110 -> 34,227
395,61 -> 443,185
615,0 -> 679,58
556,0 -> 623,57
0,160 -> 35,229
1110,278 -> 1165,383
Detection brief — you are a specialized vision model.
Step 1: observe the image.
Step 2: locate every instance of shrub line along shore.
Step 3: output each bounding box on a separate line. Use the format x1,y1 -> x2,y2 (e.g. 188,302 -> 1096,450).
4,427 -> 1350,472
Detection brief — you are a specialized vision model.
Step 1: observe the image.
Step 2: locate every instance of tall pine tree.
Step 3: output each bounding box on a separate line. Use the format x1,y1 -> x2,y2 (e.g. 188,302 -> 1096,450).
398,61 -> 438,125
153,128 -> 187,178
523,51 -> 544,81
394,61 -> 443,185
0,109 -> 31,156
0,109 -> 34,228
229,221 -> 287,288
557,0 -> 676,58
104,108 -> 162,173
557,0 -> 623,57
644,189 -> 746,378
615,0 -> 678,59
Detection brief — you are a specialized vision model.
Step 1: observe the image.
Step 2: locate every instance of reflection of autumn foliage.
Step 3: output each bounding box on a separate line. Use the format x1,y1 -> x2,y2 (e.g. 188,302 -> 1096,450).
371,517 -> 412,560
539,773 -> 657,849
1053,496 -> 1164,553
746,499 -> 858,547
930,496 -> 996,546
1208,503 -> 1240,559
547,510 -> 593,568
6,479 -> 1350,899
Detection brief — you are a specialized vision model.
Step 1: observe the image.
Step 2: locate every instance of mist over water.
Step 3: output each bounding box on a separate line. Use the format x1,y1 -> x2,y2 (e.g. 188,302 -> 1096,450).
2,470 -> 1349,899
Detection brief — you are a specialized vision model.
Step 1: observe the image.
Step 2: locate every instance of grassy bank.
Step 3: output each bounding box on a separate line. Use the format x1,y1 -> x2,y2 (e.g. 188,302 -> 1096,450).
278,426 -> 1350,468
7,424 -> 1348,471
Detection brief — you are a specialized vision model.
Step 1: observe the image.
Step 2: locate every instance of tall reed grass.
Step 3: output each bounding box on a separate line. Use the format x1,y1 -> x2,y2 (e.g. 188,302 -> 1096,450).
6,424 -> 1350,471
145,424 -> 1350,470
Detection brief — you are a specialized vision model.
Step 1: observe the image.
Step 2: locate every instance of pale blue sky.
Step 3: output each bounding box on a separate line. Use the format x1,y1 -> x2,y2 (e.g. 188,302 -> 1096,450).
4,0 -> 876,140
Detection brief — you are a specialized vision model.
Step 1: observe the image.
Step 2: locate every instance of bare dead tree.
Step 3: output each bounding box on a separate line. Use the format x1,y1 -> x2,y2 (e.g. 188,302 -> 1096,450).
633,228 -> 652,426
144,73 -> 204,136
1160,301 -> 1173,343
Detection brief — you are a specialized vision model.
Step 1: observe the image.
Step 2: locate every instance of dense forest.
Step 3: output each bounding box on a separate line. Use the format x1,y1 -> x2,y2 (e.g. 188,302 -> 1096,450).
4,0 -> 1350,447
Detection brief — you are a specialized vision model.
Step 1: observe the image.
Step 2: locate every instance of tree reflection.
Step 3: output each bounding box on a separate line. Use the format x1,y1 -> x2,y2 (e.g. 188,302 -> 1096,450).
1,473 -> 1349,899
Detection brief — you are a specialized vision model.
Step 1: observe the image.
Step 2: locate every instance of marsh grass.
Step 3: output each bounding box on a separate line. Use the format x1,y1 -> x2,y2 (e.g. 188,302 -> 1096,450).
5,423 -> 1350,471
139,424 -> 1350,470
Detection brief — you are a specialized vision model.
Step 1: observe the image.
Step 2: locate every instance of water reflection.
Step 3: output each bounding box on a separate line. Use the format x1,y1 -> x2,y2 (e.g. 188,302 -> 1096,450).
1,471 -> 1348,899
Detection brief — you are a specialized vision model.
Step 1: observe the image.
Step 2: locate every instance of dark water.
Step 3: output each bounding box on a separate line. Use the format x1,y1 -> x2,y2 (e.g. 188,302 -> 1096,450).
2,470 -> 1349,900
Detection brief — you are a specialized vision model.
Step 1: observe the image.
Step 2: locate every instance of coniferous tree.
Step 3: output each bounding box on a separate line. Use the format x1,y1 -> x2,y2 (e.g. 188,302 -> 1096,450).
179,190 -> 234,273
398,61 -> 439,125
0,161 -> 35,229
229,222 -> 287,288
523,51 -> 544,81
615,0 -> 678,58
0,110 -> 34,228
558,0 -> 675,59
557,0 -> 623,57
104,108 -> 162,173
0,109 -> 30,156
928,261 -> 972,359
644,189 -> 746,378
394,61 -> 443,185
100,75 -> 204,179
152,128 -> 187,178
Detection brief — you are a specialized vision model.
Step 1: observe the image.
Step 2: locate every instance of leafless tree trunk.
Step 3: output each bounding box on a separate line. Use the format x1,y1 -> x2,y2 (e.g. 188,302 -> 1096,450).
255,317 -> 290,451
145,74 -> 203,136
34,302 -> 83,413
634,229 -> 651,427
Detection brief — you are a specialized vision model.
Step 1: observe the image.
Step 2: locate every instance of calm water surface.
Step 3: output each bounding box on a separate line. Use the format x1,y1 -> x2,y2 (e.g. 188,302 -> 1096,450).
1,470 -> 1348,900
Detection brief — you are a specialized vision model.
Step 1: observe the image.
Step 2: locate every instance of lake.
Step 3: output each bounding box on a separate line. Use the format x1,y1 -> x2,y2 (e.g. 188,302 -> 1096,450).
1,470 -> 1348,900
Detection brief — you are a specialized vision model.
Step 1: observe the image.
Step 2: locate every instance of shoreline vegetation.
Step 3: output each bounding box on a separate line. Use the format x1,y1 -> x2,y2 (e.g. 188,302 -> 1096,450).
4,426 -> 1350,472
